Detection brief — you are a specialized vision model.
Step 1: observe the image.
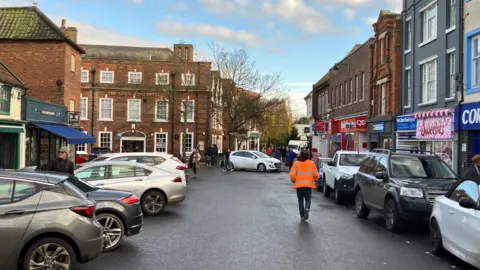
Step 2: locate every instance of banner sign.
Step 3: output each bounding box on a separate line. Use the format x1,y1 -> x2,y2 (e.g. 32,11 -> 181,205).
416,115 -> 454,139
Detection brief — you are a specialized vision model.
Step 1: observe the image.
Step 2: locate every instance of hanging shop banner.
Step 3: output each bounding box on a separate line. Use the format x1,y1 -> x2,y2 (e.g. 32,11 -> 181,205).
372,122 -> 385,132
416,115 -> 454,139
314,121 -> 326,132
338,116 -> 367,133
396,115 -> 416,131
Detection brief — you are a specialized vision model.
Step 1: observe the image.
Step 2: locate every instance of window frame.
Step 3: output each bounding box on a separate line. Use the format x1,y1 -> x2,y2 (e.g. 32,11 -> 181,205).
76,131 -> 88,154
448,0 -> 456,30
0,84 -> 11,115
473,36 -> 480,88
128,72 -> 142,84
155,73 -> 170,85
80,97 -> 88,120
420,2 -> 438,45
70,54 -> 76,73
154,132 -> 168,153
127,99 -> 142,122
81,69 -> 89,83
182,73 -> 196,87
180,132 -> 194,154
98,131 -> 113,150
405,68 -> 412,108
405,18 -> 412,53
100,70 -> 115,84
448,52 -> 456,98
361,72 -> 365,101
181,99 -> 195,122
154,99 -> 169,122
99,98 -> 113,121
420,57 -> 438,104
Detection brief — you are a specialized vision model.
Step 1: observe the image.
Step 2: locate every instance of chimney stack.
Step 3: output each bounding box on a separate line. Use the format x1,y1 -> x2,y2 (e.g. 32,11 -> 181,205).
173,44 -> 194,62
60,19 -> 78,43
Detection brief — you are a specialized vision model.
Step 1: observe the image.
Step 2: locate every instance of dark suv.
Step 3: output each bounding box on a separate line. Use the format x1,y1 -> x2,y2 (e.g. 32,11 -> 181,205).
354,149 -> 458,232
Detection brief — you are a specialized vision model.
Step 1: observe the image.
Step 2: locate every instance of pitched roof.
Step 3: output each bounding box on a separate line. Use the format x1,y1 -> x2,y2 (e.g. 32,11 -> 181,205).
80,44 -> 185,62
0,6 -> 85,53
0,60 -> 24,87
313,72 -> 329,88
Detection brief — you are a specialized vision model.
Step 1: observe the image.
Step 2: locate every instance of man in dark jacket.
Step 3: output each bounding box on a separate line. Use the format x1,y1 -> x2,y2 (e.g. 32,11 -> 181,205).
48,146 -> 74,174
223,148 -> 231,172
464,154 -> 480,178
212,144 -> 218,166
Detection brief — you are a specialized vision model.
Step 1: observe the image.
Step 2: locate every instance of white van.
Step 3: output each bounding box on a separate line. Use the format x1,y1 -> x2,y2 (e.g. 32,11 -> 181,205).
287,140 -> 308,154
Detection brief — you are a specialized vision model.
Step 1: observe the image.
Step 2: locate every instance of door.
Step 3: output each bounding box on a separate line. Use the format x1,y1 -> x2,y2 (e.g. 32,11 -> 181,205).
75,165 -> 108,187
325,153 -> 338,187
0,180 -> 41,266
106,164 -> 147,196
473,132 -> 480,157
230,152 -> 245,169
0,133 -> 18,169
371,156 -> 389,209
362,156 -> 379,208
446,180 -> 480,258
243,152 -> 258,169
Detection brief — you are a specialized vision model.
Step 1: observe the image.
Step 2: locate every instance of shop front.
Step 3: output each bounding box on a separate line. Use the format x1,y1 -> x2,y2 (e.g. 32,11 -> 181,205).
312,120 -> 328,158
23,97 -> 95,169
455,102 -> 480,168
367,116 -> 395,150
328,116 -> 368,155
397,109 -> 454,168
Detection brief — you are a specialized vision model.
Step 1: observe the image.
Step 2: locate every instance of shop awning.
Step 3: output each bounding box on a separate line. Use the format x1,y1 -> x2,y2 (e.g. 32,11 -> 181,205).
34,123 -> 96,144
0,126 -> 24,133
413,109 -> 453,119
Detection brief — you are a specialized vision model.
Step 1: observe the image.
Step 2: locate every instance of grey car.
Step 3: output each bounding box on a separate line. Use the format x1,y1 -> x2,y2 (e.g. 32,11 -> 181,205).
0,171 -> 104,270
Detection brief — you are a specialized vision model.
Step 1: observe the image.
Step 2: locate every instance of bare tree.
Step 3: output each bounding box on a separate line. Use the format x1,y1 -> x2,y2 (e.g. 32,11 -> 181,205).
209,41 -> 288,149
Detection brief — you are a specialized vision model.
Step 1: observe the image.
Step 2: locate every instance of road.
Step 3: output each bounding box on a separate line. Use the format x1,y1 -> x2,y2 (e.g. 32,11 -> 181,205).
82,168 -> 478,270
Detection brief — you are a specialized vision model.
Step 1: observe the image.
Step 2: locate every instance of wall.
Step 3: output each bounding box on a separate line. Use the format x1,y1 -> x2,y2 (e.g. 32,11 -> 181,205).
464,0 -> 480,103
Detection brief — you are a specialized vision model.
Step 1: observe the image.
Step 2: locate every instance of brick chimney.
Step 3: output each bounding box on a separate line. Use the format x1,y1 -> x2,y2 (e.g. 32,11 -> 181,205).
173,44 -> 194,62
60,19 -> 78,43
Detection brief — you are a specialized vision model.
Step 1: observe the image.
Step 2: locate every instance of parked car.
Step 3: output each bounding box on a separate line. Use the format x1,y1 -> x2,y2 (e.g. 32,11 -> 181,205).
430,178 -> 480,268
315,158 -> 331,192
0,171 -> 103,270
354,149 -> 458,232
19,167 -> 144,252
229,150 -> 281,172
322,151 -> 368,204
74,161 -> 186,215
88,152 -> 188,187
89,147 -> 113,160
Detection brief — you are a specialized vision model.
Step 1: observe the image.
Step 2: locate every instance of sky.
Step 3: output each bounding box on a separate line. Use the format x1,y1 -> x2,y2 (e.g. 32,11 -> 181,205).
2,0 -> 401,118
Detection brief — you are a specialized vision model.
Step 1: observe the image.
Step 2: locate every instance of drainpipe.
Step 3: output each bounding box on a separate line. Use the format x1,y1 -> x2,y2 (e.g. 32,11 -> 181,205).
456,1 -> 466,173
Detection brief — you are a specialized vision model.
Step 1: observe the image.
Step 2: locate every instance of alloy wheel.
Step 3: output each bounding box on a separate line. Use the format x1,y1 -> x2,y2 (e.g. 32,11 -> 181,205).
29,243 -> 71,270
258,164 -> 266,172
355,192 -> 362,213
97,215 -> 123,251
430,219 -> 443,254
145,194 -> 163,213
385,200 -> 396,229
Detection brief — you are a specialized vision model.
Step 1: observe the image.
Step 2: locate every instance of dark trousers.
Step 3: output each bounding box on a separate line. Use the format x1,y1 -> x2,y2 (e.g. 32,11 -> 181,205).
192,163 -> 197,175
224,158 -> 229,170
296,187 -> 312,216
211,156 -> 216,166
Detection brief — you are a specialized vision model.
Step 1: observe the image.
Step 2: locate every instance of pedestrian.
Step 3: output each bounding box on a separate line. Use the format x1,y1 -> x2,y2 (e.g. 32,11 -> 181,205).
464,154 -> 480,178
207,145 -> 213,166
212,144 -> 218,166
48,146 -> 74,174
75,153 -> 87,165
223,148 -> 231,172
289,150 -> 319,220
189,148 -> 201,178
287,149 -> 296,169
281,146 -> 287,162
266,146 -> 273,157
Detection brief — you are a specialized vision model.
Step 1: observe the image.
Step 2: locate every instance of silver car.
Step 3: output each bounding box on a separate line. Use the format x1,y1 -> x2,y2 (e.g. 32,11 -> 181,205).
74,161 -> 186,215
0,171 -> 104,270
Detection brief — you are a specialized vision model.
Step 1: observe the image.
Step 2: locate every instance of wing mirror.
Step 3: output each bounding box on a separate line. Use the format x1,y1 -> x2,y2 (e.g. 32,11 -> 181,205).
327,161 -> 336,166
375,172 -> 386,180
459,197 -> 478,209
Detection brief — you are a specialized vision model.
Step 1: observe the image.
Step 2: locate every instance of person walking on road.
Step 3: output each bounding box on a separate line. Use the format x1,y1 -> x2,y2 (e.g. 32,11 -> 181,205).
223,148 -> 231,172
48,146 -> 74,174
289,151 -> 319,221
287,149 -> 296,169
212,144 -> 218,166
189,148 -> 201,178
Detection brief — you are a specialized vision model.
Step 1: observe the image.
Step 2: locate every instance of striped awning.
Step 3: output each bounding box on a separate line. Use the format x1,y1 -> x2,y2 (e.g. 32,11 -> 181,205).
413,109 -> 453,119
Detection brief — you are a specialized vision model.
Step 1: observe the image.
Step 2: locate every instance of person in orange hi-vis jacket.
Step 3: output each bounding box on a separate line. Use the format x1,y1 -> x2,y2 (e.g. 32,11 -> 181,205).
290,150 -> 320,220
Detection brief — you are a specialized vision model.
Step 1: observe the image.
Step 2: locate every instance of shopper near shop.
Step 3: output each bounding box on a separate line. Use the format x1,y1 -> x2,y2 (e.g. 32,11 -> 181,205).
289,150 -> 319,220
464,154 -> 480,178
48,146 -> 74,174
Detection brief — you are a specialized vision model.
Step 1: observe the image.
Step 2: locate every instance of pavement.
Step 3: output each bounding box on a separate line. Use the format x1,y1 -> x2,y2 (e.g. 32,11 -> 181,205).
82,167 -> 478,270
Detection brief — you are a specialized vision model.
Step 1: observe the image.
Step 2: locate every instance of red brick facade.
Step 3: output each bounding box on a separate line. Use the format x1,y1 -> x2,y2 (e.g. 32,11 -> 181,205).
370,11 -> 403,118
79,44 -> 213,156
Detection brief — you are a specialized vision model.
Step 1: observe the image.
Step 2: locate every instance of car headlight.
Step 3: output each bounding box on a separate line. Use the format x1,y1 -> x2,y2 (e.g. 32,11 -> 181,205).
400,187 -> 424,198
341,173 -> 354,179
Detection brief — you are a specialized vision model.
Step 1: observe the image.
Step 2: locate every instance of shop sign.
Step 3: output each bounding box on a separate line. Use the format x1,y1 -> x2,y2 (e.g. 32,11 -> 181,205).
314,121 -> 326,132
22,97 -> 67,124
304,127 -> 310,134
68,112 -> 79,124
396,115 -> 416,131
455,102 -> 480,130
398,133 -> 416,140
416,115 -> 454,139
338,116 -> 367,133
107,91 -> 164,97
372,123 -> 384,132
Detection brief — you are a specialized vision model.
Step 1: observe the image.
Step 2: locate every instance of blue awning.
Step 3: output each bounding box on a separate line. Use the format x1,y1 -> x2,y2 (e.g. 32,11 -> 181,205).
34,123 -> 96,144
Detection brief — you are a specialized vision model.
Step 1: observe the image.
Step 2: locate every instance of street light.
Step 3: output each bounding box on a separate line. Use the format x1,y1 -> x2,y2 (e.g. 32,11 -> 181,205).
330,62 -> 350,75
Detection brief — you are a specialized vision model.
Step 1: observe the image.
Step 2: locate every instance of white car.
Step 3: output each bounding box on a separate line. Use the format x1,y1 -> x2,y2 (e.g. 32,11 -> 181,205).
89,152 -> 188,187
229,150 -> 281,172
430,179 -> 480,268
75,160 -> 186,215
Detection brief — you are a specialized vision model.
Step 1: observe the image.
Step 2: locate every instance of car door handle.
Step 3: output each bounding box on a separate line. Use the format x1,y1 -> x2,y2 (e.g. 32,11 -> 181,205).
135,179 -> 143,182
448,210 -> 455,215
4,210 -> 25,216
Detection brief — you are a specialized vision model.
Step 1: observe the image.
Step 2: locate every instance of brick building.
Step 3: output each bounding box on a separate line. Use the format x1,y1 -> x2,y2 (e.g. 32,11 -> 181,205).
311,72 -> 329,157
79,43 -> 213,157
367,10 -> 402,150
327,39 -> 374,154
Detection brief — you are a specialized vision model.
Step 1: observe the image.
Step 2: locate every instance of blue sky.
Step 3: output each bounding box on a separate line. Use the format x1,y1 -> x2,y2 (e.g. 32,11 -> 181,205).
3,0 -> 401,117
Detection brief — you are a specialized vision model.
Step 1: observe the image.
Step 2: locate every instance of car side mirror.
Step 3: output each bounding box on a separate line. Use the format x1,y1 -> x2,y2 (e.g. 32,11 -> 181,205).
459,197 -> 478,209
375,172 -> 386,180
252,156 -> 257,159
327,161 -> 336,166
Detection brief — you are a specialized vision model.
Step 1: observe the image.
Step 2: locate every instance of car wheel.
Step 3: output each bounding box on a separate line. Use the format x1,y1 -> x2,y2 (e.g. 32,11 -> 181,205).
141,190 -> 167,216
258,163 -> 267,172
334,180 -> 343,205
430,218 -> 444,255
355,189 -> 370,219
96,213 -> 125,252
385,198 -> 403,233
323,178 -> 331,197
22,237 -> 76,270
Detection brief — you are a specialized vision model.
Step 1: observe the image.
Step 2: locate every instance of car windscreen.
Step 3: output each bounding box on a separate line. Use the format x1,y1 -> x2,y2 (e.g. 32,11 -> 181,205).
339,154 -> 367,166
253,151 -> 270,158
288,145 -> 298,150
391,156 -> 456,179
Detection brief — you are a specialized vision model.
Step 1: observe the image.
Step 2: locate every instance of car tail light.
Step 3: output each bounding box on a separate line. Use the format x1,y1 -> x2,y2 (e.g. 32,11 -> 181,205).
172,176 -> 182,183
176,165 -> 185,170
121,195 -> 139,205
70,205 -> 95,218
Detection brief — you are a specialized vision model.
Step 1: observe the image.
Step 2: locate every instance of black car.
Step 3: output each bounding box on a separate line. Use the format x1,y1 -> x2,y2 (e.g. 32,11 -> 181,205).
18,168 -> 143,251
353,149 -> 458,232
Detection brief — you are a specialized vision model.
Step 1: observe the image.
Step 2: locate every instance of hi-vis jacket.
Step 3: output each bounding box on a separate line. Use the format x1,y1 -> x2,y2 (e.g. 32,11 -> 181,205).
289,160 -> 319,189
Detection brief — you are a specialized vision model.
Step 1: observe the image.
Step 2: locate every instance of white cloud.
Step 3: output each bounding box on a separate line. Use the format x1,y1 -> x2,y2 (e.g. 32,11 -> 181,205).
385,0 -> 402,13
156,19 -> 264,47
263,0 -> 330,33
362,16 -> 377,25
289,91 -> 309,118
0,0 -> 32,7
199,0 -> 252,15
344,8 -> 356,20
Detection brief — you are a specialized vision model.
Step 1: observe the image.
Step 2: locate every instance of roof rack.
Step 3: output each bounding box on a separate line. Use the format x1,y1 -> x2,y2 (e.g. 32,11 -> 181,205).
372,148 -> 440,158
